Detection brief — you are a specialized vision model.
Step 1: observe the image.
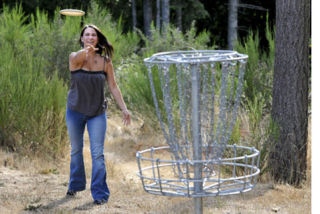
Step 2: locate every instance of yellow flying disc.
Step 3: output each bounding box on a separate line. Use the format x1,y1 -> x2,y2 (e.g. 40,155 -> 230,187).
59,9 -> 85,16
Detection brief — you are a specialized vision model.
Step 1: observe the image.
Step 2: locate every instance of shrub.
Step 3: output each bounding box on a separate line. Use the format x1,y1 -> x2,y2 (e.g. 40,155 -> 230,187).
235,21 -> 275,178
0,5 -> 68,159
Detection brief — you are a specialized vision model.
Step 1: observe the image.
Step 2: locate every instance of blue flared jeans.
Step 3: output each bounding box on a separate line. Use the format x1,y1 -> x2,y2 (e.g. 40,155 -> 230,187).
66,107 -> 110,201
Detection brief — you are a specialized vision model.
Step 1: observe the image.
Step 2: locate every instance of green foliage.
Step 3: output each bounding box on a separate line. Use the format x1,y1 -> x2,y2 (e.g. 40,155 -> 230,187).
0,5 -> 68,158
117,22 -> 211,114
139,22 -> 210,58
28,8 -> 80,81
235,22 -> 274,107
234,21 -> 275,178
178,0 -> 210,31
0,5 -> 31,54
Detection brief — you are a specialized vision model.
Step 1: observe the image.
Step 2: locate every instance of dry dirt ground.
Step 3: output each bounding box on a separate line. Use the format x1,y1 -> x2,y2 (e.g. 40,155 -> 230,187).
0,111 -> 311,214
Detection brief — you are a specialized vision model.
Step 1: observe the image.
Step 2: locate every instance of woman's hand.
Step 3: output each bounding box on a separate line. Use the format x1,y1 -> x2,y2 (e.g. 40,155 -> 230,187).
122,109 -> 131,126
69,44 -> 99,71
84,44 -> 99,56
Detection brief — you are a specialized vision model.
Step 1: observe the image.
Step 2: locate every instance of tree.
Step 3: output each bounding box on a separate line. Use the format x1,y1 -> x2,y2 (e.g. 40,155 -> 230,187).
162,0 -> 170,31
143,0 -> 152,37
156,0 -> 161,30
174,0 -> 182,30
181,0 -> 208,31
95,0 -> 136,33
228,0 -> 238,49
131,0 -> 137,31
270,0 -> 310,186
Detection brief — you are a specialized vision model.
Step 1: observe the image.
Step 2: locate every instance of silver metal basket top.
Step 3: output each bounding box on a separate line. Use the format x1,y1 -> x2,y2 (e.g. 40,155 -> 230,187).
144,50 -> 248,64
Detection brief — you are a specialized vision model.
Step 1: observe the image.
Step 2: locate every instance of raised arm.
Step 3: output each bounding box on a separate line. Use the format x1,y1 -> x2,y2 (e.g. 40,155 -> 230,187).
69,45 -> 98,71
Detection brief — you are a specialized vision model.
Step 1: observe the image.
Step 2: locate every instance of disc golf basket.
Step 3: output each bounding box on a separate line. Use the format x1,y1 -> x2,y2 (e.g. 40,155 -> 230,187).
136,50 -> 260,214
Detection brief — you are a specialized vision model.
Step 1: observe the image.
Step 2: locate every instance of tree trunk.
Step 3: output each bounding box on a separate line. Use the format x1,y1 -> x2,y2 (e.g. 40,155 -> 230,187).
131,0 -> 137,31
270,0 -> 310,186
143,0 -> 153,37
162,0 -> 170,32
175,0 -> 182,31
228,0 -> 238,50
156,0 -> 161,31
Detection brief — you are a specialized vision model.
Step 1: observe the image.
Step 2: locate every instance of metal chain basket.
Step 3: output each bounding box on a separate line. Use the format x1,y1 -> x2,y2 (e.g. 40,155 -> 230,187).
136,50 -> 260,213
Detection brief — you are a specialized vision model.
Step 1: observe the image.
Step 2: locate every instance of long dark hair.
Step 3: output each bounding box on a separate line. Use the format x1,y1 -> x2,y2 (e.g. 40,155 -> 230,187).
79,24 -> 114,58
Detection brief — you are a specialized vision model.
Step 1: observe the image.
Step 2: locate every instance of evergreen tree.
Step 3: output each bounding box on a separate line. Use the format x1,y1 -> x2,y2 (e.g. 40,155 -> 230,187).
143,0 -> 152,37
270,0 -> 310,186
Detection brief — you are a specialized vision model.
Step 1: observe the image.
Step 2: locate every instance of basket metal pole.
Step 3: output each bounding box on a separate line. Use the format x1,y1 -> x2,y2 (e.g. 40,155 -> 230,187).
191,63 -> 203,214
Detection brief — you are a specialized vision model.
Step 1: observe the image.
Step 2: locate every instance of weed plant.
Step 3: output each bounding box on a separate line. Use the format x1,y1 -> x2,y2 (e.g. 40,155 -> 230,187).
0,5 -> 68,158
234,20 -> 275,176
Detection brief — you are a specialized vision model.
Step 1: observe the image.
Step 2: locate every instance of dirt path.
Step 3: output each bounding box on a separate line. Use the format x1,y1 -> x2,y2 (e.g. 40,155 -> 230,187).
0,112 -> 311,214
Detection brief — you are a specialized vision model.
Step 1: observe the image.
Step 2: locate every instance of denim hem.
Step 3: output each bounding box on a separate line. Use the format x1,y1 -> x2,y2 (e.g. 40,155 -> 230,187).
69,187 -> 86,192
93,196 -> 109,201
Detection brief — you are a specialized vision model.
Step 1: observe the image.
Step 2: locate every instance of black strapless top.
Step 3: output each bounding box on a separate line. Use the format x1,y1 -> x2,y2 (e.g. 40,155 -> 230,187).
67,69 -> 107,116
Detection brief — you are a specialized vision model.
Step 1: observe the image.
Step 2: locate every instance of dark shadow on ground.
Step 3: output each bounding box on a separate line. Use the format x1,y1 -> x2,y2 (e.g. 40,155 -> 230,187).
21,196 -> 74,213
73,201 -> 96,211
41,196 -> 74,209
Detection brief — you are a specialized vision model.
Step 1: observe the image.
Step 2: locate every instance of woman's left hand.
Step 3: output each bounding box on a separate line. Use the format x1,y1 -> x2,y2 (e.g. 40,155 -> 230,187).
122,109 -> 131,126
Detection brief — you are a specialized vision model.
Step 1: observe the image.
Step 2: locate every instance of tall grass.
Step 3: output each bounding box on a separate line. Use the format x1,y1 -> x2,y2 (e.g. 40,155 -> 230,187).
0,5 -> 68,158
235,21 -> 275,177
29,8 -> 81,81
235,21 -> 274,107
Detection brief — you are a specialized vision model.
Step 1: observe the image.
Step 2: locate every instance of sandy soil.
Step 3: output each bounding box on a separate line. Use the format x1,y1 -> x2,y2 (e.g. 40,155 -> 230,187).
0,111 -> 311,214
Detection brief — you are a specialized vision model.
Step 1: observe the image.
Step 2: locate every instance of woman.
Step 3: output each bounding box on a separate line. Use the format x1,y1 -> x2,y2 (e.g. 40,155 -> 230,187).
66,24 -> 131,205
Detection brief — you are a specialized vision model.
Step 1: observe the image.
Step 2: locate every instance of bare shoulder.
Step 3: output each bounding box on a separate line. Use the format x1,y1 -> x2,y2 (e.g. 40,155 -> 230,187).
69,50 -> 84,71
103,56 -> 113,72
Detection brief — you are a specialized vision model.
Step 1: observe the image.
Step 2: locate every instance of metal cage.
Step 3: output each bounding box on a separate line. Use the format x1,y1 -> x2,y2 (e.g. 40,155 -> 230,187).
136,50 -> 260,214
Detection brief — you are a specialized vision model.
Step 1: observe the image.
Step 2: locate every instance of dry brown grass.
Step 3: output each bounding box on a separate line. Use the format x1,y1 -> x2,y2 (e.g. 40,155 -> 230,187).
0,110 -> 311,214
